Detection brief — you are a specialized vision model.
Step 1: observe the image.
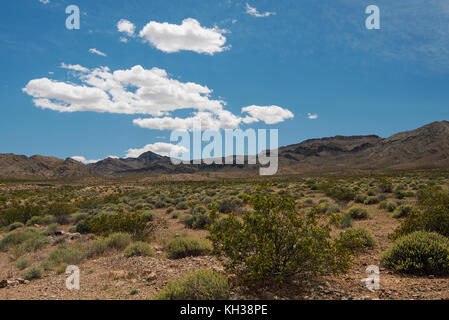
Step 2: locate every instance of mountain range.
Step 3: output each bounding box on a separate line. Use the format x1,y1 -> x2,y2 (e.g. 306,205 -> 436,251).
1,121 -> 449,179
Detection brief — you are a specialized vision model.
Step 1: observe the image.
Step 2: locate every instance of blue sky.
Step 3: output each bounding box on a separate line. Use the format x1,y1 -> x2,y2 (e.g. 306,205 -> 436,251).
1,0 -> 449,162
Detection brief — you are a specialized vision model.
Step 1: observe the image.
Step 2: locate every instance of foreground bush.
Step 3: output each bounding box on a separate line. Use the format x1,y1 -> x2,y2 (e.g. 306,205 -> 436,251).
23,267 -> 43,281
124,242 -> 155,257
209,187 -> 351,283
335,227 -> 376,252
382,231 -> 449,275
42,245 -> 84,273
181,211 -> 211,230
165,237 -> 212,259
392,205 -> 413,218
154,270 -> 230,300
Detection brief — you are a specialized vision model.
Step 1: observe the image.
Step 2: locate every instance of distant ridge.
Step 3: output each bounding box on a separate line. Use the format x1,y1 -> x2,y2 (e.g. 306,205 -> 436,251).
1,121 -> 449,178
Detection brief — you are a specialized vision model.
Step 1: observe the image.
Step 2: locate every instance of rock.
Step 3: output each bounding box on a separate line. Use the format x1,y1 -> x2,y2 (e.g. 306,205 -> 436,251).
7,280 -> 19,287
143,270 -> 157,281
0,280 -> 7,288
16,278 -> 25,284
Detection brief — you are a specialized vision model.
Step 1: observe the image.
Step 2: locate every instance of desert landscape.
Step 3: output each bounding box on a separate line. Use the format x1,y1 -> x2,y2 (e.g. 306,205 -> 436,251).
1,121 -> 449,300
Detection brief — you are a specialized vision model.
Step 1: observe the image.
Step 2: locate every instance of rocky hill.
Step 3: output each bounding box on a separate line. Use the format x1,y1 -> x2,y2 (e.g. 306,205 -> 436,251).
1,121 -> 449,178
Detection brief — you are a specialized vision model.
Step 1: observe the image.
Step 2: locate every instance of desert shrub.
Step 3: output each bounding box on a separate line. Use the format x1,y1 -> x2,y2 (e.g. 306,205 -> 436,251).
26,216 -> 44,226
89,212 -> 153,241
104,232 -> 132,250
319,182 -> 355,202
46,223 -> 60,235
71,212 -> 89,224
154,270 -> 230,300
347,207 -> 369,220
392,186 -> 449,238
354,194 -> 367,204
218,198 -> 242,214
47,202 -> 74,224
335,227 -> 376,252
378,179 -> 393,193
42,245 -> 84,273
166,207 -> 174,214
364,196 -> 379,205
84,239 -> 109,258
141,210 -> 155,222
23,267 -> 43,281
392,205 -> 413,219
75,218 -> 91,234
339,212 -> 353,229
0,227 -> 50,256
0,205 -> 41,226
165,237 -> 212,259
302,198 -> 315,207
124,242 -> 155,257
15,258 -> 30,270
382,231 -> 449,275
175,202 -> 189,210
209,187 -> 351,283
181,211 -> 211,230
8,222 -> 24,231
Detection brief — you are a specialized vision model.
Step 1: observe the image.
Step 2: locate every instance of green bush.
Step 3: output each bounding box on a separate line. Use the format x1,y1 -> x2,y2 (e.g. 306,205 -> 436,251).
0,228 -> 50,257
165,237 -> 212,259
382,231 -> 449,275
217,198 -> 242,214
23,267 -> 43,281
347,207 -> 369,220
176,202 -> 189,210
89,212 -> 154,241
104,232 -> 132,250
154,270 -> 230,300
392,186 -> 449,238
335,227 -> 376,252
364,196 -> 379,205
75,218 -> 91,234
392,205 -> 413,219
181,211 -> 211,230
209,187 -> 351,283
42,245 -> 84,273
354,194 -> 367,204
124,242 -> 156,257
7,222 -> 24,231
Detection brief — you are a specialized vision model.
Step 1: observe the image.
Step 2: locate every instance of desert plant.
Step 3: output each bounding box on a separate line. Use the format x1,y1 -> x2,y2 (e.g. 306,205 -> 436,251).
165,237 -> 212,259
335,227 -> 376,252
347,207 -> 369,220
392,205 -> 413,219
209,187 -> 351,283
23,267 -> 43,281
382,231 -> 449,275
154,270 -> 230,300
124,241 -> 156,257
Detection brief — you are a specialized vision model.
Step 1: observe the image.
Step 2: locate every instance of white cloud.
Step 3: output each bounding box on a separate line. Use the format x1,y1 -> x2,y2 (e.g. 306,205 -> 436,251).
60,63 -> 89,73
245,3 -> 276,18
24,64 -> 225,116
126,142 -> 189,158
70,156 -> 101,164
117,19 -> 136,37
89,48 -> 107,57
120,37 -> 128,43
307,113 -> 318,120
39,0 -> 50,4
241,105 -> 294,124
71,155 -> 119,164
24,64 -> 294,132
138,18 -> 229,55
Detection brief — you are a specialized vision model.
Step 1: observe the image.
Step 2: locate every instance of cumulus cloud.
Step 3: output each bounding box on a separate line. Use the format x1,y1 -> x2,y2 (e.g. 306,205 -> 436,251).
307,113 -> 318,119
117,19 -> 136,37
126,142 -> 189,158
24,64 -> 294,132
39,0 -> 50,4
242,105 -> 294,125
245,3 -> 276,18
138,18 -> 229,55
89,48 -> 107,57
70,156 -> 101,164
60,63 -> 89,73
23,64 -> 225,116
